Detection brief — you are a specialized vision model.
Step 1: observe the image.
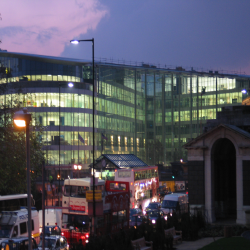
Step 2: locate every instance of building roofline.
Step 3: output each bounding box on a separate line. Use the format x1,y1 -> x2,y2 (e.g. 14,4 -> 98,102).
184,123 -> 250,148
1,50 -> 250,78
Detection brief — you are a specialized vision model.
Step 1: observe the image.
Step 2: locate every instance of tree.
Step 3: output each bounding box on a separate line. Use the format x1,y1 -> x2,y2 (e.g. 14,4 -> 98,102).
0,65 -> 45,195
0,108 -> 45,195
0,13 -> 2,45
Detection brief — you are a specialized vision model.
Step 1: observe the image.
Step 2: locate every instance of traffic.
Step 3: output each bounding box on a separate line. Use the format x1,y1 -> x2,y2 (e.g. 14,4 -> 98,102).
0,176 -> 188,250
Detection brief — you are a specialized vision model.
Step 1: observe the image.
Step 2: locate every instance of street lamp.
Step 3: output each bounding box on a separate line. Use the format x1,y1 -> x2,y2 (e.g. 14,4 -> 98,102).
58,82 -> 74,207
70,38 -> 96,234
13,109 -> 32,250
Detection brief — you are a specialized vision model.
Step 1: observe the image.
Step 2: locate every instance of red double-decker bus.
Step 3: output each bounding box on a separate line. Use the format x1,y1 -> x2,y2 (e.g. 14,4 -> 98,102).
61,178 -> 130,247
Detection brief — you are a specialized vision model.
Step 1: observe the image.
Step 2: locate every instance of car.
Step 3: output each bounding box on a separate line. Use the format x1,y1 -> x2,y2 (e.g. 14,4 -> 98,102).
129,214 -> 146,227
130,208 -> 142,216
40,225 -> 61,236
37,235 -> 69,250
0,237 -> 38,250
146,210 -> 166,224
145,202 -> 162,213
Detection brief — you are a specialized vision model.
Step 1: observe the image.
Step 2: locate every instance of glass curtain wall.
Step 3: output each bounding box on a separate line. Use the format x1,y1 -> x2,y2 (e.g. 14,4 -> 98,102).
0,52 -> 248,167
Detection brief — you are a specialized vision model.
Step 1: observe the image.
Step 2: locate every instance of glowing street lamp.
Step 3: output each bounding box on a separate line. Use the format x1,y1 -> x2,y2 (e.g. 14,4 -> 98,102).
13,109 -> 32,250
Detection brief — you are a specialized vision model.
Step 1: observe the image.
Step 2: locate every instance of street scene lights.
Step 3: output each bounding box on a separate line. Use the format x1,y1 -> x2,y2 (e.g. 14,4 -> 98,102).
73,164 -> 82,178
73,164 -> 82,170
58,82 -> 74,207
13,109 -> 32,250
70,38 -> 96,234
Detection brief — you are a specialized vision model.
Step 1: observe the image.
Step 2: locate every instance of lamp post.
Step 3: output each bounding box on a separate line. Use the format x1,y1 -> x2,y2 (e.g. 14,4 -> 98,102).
58,82 -> 74,207
70,38 -> 95,234
13,109 -> 32,250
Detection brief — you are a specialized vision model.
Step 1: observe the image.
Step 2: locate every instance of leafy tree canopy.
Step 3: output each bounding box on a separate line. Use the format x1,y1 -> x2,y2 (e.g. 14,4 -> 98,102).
0,100 -> 45,195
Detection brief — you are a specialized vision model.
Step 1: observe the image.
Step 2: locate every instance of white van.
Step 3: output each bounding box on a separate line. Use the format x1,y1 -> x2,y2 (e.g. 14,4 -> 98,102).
0,208 -> 40,244
161,193 -> 188,216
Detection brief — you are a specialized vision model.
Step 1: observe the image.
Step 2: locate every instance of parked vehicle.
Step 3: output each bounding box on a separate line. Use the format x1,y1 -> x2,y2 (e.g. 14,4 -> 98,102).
129,214 -> 145,227
0,209 -> 40,244
146,210 -> 166,224
130,208 -> 142,216
37,235 -> 69,250
144,202 -> 162,214
161,193 -> 188,216
0,237 -> 38,250
0,194 -> 35,212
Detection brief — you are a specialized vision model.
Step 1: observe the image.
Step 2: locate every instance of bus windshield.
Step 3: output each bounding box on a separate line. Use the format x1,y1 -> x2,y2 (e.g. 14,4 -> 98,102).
161,200 -> 178,208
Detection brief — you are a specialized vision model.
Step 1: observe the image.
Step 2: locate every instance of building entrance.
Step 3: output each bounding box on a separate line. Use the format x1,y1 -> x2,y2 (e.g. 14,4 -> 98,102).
211,138 -> 236,220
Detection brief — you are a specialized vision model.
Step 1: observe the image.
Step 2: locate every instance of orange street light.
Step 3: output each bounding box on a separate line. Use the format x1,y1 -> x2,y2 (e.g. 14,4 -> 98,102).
13,109 -> 32,250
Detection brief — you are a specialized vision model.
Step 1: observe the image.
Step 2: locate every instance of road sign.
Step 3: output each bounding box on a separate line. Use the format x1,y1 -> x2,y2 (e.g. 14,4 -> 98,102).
86,190 -> 102,201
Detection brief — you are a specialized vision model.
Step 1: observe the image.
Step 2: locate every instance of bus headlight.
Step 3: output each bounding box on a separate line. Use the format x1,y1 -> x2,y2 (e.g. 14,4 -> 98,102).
86,240 -> 89,243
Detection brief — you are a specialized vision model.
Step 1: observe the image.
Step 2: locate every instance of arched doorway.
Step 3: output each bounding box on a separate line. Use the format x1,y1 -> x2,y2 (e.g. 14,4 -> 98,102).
211,138 -> 236,220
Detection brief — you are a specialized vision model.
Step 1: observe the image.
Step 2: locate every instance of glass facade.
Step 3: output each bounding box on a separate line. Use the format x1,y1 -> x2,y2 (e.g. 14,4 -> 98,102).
0,51 -> 249,168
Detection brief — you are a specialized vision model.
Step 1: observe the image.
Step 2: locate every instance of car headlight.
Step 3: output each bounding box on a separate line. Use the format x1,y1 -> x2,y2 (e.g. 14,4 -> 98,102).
152,219 -> 156,224
164,216 -> 168,220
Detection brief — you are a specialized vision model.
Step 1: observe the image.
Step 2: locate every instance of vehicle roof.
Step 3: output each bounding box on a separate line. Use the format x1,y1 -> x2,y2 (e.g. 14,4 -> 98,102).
0,194 -> 29,201
1,237 -> 31,243
43,235 -> 65,240
64,177 -> 105,186
1,209 -> 38,216
147,202 -> 161,206
163,193 -> 188,201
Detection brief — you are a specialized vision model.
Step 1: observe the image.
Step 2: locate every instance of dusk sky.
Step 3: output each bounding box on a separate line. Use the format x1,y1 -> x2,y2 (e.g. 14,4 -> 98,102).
1,0 -> 250,75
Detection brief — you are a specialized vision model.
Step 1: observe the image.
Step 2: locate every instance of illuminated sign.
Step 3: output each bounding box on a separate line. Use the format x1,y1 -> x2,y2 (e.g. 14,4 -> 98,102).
70,205 -> 85,212
86,190 -> 102,201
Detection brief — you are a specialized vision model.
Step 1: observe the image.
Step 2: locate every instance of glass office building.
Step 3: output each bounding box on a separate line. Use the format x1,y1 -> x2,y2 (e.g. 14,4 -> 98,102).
0,51 -> 249,172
